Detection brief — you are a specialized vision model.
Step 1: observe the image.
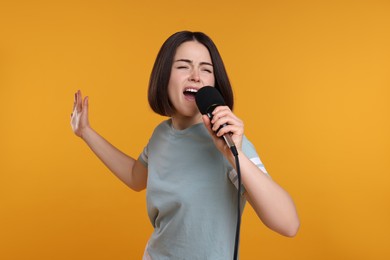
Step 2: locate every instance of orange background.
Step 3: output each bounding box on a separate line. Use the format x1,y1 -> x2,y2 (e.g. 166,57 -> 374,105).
1,0 -> 389,259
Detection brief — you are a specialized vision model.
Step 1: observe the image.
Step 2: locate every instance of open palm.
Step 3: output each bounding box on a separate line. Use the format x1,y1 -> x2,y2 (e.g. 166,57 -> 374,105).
71,90 -> 90,138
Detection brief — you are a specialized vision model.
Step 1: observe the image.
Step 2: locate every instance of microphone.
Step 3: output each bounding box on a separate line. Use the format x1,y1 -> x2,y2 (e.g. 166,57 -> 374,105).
195,86 -> 238,156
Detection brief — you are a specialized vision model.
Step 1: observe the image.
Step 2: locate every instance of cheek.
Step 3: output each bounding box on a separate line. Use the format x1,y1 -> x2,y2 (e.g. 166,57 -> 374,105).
167,82 -> 180,105
167,84 -> 175,101
207,75 -> 216,86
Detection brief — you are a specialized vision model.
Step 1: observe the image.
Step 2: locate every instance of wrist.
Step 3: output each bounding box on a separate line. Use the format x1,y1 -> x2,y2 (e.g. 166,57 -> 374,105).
80,125 -> 93,141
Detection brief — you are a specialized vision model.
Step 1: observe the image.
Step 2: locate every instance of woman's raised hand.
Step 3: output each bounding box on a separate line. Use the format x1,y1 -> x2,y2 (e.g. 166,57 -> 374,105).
71,90 -> 90,138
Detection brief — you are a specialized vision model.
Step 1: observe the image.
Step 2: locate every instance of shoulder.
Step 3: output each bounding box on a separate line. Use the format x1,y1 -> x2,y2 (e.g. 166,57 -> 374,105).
155,119 -> 171,131
149,119 -> 171,137
138,119 -> 170,166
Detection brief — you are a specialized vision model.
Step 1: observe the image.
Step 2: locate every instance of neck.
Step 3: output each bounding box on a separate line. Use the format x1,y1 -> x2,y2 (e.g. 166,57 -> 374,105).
171,114 -> 203,130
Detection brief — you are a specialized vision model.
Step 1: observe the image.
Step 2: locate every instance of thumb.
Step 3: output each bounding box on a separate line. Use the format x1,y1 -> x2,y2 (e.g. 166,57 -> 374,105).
202,114 -> 211,129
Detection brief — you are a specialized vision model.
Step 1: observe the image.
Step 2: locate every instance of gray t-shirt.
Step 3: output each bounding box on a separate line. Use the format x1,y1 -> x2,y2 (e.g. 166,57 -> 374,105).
138,119 -> 267,259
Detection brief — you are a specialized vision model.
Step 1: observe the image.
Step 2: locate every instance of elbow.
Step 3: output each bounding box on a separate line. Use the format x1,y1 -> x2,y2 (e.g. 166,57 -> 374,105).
129,184 -> 146,192
123,180 -> 146,192
265,215 -> 300,238
281,201 -> 300,237
285,224 -> 300,238
283,218 -> 300,238
134,187 -> 146,192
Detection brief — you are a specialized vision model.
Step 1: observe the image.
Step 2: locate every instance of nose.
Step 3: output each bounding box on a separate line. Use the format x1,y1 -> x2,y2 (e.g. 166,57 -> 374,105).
189,69 -> 200,82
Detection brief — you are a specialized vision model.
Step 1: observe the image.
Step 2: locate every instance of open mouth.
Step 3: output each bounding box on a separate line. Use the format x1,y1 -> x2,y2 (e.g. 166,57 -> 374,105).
183,88 -> 198,100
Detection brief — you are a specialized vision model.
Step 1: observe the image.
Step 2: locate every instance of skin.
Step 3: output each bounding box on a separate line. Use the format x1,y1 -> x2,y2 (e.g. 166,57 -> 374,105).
71,40 -> 300,237
167,41 -> 215,130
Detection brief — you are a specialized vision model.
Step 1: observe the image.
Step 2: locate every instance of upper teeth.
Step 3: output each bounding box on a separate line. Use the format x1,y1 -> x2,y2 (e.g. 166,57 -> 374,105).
186,88 -> 198,93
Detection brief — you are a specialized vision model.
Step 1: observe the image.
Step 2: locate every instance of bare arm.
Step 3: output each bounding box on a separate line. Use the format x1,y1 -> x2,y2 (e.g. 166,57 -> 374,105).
202,108 -> 300,237
71,90 -> 147,191
234,152 -> 299,237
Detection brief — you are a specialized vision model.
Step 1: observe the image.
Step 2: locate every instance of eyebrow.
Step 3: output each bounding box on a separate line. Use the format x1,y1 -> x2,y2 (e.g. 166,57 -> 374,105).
174,59 -> 213,67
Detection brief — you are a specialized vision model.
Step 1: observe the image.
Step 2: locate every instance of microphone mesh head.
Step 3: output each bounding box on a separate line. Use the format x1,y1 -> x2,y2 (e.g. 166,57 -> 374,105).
195,86 -> 226,115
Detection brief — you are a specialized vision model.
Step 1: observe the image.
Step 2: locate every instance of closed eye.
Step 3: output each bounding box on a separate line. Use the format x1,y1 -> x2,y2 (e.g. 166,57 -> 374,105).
201,67 -> 213,73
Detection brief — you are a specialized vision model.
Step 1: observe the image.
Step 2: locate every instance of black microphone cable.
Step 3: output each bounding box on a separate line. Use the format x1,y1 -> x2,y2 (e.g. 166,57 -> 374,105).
195,86 -> 243,260
230,146 -> 241,260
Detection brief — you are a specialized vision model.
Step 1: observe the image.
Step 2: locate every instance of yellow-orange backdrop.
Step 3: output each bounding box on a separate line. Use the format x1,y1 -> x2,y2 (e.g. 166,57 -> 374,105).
1,0 -> 389,259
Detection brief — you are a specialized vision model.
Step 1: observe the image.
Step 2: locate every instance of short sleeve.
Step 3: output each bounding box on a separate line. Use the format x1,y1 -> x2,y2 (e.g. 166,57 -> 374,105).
138,144 -> 149,167
242,135 -> 268,175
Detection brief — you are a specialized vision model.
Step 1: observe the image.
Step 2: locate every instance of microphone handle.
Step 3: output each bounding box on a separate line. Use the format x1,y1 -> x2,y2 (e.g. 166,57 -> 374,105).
206,111 -> 238,156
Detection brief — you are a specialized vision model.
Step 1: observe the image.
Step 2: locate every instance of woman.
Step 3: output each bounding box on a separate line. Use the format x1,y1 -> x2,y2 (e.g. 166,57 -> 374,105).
71,31 -> 299,259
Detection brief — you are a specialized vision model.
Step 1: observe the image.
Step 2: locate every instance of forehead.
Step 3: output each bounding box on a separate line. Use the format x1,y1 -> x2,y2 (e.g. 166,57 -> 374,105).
174,41 -> 212,62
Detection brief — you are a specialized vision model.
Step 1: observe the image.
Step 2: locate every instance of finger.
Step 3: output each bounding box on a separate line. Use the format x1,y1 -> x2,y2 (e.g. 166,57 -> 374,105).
71,91 -> 78,118
71,92 -> 76,114
212,105 -> 230,113
212,115 -> 242,133
202,115 -> 212,130
76,90 -> 83,113
202,115 -> 218,137
212,106 -> 232,117
83,96 -> 89,115
211,107 -> 239,124
212,111 -> 243,134
215,124 -> 243,137
202,115 -> 228,148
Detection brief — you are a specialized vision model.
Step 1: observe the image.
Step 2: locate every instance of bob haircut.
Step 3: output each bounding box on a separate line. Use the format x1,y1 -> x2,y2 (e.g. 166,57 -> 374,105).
148,31 -> 234,117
